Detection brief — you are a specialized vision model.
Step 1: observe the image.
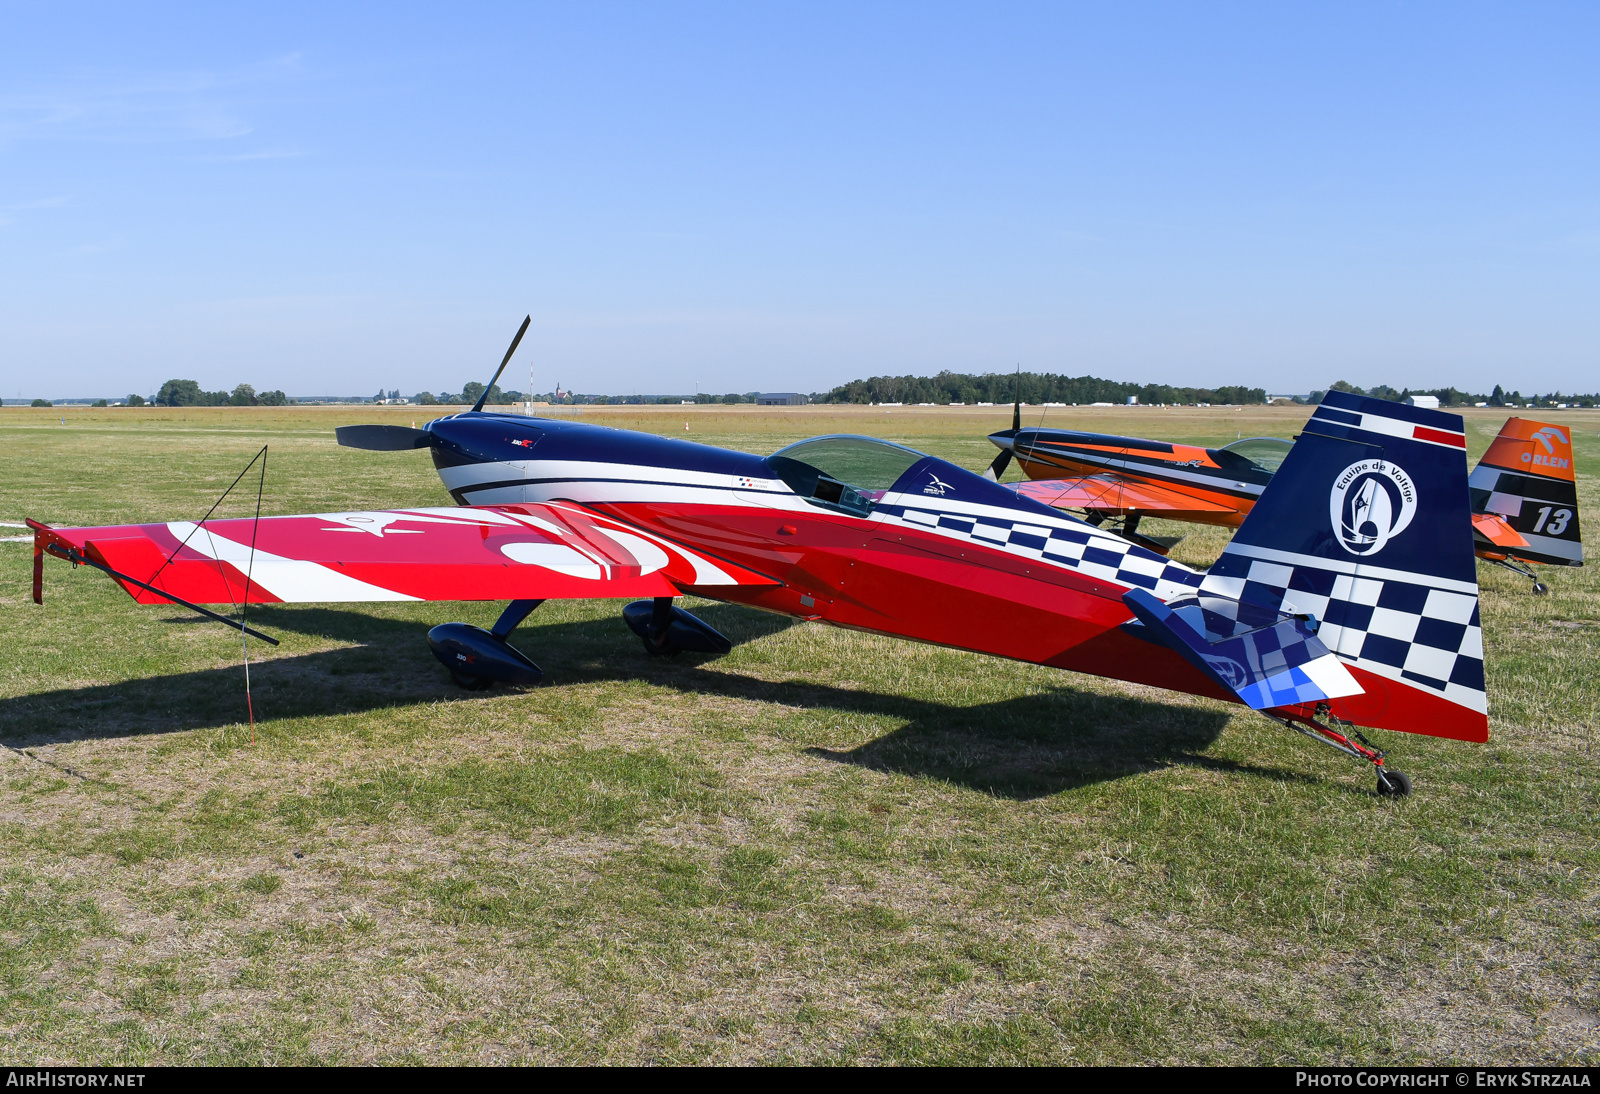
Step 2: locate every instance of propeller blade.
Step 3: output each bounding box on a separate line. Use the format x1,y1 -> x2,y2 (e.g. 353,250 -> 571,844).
336,425 -> 433,451
1012,368 -> 1021,432
471,315 -> 532,413
982,449 -> 1013,482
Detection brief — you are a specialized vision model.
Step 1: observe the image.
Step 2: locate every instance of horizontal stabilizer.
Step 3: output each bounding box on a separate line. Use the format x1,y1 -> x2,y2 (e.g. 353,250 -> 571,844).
1196,390 -> 1489,738
1123,588 -> 1362,710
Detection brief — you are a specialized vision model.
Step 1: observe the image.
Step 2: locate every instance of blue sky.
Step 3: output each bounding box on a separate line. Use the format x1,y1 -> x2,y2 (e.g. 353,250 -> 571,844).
2,2 -> 1596,399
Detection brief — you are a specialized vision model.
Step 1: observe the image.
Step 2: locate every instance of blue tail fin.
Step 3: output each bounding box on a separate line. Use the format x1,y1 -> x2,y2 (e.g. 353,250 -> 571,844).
1202,391 -> 1486,726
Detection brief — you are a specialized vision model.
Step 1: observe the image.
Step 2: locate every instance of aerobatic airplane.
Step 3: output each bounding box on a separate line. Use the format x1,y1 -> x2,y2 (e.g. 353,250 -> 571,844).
986,409 -> 1584,592
28,326 -> 1494,795
1466,418 -> 1584,594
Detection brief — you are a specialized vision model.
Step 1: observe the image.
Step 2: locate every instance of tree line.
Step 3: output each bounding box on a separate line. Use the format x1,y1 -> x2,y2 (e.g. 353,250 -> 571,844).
415,387 -> 776,405
1309,381 -> 1600,408
13,374 -> 1591,410
150,380 -> 290,406
821,371 -> 1266,405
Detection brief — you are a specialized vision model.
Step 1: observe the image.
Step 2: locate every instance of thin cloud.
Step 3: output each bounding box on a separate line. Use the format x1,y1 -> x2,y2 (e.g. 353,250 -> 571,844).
0,54 -> 305,146
3,195 -> 67,210
70,235 -> 131,255
0,195 -> 67,231
202,147 -> 309,162
1553,230 -> 1600,250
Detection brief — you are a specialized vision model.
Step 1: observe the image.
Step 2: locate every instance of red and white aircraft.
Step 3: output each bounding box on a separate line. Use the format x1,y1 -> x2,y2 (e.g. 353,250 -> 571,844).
28,342 -> 1492,795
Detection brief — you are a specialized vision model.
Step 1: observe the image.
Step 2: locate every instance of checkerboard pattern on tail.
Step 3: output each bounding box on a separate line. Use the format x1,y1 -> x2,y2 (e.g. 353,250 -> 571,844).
1194,390 -> 1487,733
1123,589 -> 1362,710
1468,417 -> 1584,568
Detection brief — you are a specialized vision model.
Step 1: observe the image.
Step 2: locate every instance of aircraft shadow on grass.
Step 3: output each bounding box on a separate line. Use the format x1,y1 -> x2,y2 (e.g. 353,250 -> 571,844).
1,603 -> 1296,799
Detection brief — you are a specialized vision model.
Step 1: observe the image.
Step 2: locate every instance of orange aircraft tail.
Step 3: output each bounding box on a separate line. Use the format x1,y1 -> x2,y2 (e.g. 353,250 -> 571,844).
1468,418 -> 1583,568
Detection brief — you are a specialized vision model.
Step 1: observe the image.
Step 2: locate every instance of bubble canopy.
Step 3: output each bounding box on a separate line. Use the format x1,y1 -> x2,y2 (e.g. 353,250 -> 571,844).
1220,436 -> 1294,474
766,435 -> 930,515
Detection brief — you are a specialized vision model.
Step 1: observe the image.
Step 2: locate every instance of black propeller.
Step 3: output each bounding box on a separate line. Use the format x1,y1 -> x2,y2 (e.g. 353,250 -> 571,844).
336,424 -> 433,451
983,370 -> 1024,481
471,315 -> 532,413
335,314 -> 531,451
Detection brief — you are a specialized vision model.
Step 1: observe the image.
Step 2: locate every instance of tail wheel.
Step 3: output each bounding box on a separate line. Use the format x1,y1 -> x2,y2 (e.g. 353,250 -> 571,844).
1532,582 -> 1549,595
1377,769 -> 1412,797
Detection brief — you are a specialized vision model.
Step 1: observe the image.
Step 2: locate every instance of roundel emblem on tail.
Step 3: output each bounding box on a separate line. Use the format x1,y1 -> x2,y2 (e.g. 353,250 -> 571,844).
1329,460 -> 1417,556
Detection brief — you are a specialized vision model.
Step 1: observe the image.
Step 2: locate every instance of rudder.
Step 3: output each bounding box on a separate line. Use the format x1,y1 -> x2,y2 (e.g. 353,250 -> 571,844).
1201,390 -> 1487,742
1469,417 -> 1583,568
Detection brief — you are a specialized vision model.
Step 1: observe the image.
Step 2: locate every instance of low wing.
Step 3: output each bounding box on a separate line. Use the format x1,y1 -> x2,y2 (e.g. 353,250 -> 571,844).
1009,475 -> 1239,516
30,503 -> 778,606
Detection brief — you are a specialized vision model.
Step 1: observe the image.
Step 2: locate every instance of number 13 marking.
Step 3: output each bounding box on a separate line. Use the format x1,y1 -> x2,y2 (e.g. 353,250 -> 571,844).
1533,506 -> 1573,536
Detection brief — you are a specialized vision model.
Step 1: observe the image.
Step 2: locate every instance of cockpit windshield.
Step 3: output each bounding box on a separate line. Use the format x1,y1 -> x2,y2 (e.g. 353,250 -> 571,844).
767,435 -> 928,516
1220,436 -> 1293,474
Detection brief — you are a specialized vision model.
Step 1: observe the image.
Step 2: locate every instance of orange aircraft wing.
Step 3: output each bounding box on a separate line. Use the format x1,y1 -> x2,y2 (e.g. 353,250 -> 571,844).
1011,475 -> 1239,516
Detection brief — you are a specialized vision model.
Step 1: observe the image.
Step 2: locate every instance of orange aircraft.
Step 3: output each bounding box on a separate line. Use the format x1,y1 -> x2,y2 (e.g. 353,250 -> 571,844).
985,411 -> 1584,593
1467,418 -> 1584,593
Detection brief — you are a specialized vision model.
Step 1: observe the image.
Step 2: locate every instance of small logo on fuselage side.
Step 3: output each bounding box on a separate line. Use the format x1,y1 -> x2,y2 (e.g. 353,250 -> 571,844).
1329,460 -> 1417,556
923,474 -> 954,496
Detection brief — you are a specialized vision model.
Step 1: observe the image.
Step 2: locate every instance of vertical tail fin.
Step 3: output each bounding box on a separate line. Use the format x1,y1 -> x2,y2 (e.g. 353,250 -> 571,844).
1469,417 -> 1583,567
1201,391 -> 1487,742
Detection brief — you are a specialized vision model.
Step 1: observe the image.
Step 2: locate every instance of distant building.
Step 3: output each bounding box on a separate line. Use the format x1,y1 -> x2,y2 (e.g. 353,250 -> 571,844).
757,393 -> 808,406
1404,395 -> 1441,409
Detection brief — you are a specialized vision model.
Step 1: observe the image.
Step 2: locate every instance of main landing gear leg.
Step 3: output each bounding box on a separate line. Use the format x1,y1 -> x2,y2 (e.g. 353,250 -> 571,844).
645,596 -> 675,656
1487,556 -> 1548,595
1266,704 -> 1413,797
428,599 -> 546,689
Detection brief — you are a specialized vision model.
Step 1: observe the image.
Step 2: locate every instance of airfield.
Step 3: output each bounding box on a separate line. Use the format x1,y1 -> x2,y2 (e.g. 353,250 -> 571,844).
0,401 -> 1595,1065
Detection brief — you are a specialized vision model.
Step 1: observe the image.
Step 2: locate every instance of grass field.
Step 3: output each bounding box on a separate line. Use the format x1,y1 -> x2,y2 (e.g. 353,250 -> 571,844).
0,402 -> 1596,1065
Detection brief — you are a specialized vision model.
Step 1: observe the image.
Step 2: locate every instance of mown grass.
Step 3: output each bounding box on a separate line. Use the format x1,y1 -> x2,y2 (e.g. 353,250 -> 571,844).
0,402 -> 1594,1064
